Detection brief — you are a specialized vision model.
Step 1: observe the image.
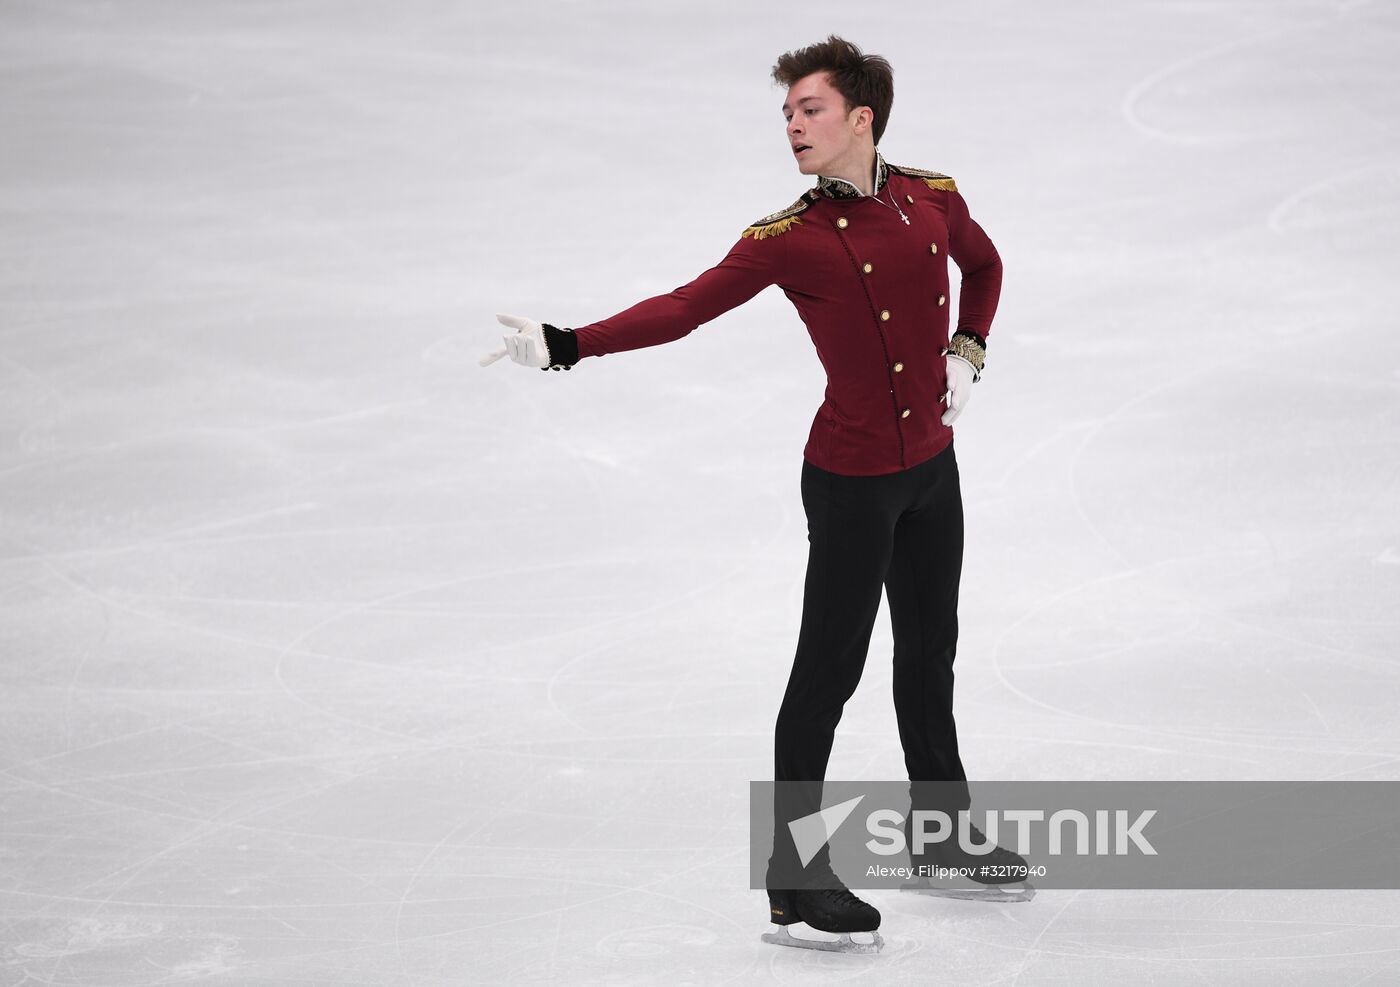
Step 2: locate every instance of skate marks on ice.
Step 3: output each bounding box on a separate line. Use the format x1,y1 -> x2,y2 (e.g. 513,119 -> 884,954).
10,917 -> 165,959
1266,160 -> 1400,236
761,924 -> 884,954
595,923 -> 719,957
1121,21 -> 1301,146
1119,1 -> 1391,146
980,335 -> 1400,776
8,917 -> 240,979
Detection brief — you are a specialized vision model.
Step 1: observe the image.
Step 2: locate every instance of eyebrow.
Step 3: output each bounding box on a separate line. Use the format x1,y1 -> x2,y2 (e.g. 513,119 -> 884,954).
781,96 -> 823,112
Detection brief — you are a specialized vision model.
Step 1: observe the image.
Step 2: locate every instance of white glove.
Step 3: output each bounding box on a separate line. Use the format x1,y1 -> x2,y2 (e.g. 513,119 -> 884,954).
941,353 -> 977,426
480,313 -> 549,368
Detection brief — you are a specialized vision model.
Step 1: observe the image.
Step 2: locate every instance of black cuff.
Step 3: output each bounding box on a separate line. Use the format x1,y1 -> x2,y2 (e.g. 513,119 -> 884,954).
540,323 -> 579,371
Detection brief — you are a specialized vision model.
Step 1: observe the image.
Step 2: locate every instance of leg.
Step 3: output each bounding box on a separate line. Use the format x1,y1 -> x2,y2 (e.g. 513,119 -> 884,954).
769,459 -> 900,882
885,444 -> 969,811
884,448 -> 1035,901
775,460 -> 900,784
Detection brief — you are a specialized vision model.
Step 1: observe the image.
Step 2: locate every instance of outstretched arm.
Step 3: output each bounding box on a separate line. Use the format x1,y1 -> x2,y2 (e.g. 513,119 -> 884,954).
572,234 -> 779,360
484,233 -> 781,370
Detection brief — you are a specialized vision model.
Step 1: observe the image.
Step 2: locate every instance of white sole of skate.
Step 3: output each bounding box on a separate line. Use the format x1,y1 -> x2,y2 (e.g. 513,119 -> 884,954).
900,880 -> 1036,902
761,924 -> 885,953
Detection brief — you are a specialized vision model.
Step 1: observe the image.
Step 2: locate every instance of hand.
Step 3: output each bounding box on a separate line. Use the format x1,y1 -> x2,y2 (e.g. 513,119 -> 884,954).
480,313 -> 549,368
941,354 -> 977,426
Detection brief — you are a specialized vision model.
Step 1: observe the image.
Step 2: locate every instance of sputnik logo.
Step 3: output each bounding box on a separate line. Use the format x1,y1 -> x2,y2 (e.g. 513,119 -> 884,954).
787,796 -> 866,867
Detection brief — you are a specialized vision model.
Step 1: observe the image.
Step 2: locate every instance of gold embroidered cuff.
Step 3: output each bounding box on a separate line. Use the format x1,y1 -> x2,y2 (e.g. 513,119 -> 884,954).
946,332 -> 986,376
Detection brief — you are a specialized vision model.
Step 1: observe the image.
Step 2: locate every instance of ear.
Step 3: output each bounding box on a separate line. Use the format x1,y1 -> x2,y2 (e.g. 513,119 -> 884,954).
849,104 -> 874,135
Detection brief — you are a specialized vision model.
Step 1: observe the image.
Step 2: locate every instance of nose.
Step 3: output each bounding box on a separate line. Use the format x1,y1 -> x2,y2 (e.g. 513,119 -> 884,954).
787,117 -> 802,138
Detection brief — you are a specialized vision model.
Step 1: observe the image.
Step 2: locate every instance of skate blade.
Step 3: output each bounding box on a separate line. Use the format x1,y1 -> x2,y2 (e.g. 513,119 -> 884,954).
761,924 -> 884,953
900,880 -> 1036,902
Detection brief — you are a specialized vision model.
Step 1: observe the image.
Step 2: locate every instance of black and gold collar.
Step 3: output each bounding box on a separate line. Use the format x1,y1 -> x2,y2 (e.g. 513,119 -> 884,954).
816,152 -> 890,200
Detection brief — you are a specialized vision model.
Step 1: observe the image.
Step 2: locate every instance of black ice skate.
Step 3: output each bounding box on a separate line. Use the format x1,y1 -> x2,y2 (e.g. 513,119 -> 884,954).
903,820 -> 1036,902
762,872 -> 884,953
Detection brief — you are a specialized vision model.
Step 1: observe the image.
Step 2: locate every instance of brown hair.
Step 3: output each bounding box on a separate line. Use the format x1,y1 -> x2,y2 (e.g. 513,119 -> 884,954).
771,35 -> 894,145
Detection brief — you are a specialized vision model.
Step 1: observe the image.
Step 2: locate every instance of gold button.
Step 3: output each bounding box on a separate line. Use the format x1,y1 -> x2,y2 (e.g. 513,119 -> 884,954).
930,243 -> 939,254
938,295 -> 946,306
880,309 -> 890,321
905,194 -> 914,204
893,362 -> 904,373
862,262 -> 873,274
837,217 -> 849,229
901,408 -> 911,419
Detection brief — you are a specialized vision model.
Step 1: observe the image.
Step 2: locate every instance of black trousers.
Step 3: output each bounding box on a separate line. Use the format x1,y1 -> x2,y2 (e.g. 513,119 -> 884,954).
769,441 -> 969,880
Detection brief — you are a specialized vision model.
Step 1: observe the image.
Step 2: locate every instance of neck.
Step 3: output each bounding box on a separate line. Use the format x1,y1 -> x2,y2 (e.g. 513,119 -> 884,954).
823,145 -> 878,196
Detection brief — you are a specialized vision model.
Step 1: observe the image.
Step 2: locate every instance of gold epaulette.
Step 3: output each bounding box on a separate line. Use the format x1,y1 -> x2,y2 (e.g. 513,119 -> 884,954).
741,193 -> 815,240
890,164 -> 958,192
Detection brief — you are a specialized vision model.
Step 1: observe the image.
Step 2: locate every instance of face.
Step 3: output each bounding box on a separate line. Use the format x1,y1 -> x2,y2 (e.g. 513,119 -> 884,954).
782,71 -> 872,177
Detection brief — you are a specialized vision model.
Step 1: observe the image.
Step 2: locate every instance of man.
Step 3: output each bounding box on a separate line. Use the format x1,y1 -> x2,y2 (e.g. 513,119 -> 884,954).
482,35 -> 1024,953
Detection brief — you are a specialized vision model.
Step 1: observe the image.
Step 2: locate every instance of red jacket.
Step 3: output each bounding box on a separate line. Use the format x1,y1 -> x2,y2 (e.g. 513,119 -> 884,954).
573,155 -> 1002,476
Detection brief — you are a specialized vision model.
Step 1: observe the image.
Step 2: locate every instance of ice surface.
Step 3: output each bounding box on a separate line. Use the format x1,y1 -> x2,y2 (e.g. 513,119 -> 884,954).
2,0 -> 1398,983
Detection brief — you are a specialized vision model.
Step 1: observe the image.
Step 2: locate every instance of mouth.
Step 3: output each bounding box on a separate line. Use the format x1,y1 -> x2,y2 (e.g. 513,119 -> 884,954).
792,144 -> 811,156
